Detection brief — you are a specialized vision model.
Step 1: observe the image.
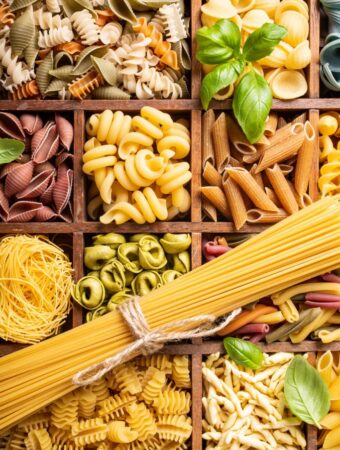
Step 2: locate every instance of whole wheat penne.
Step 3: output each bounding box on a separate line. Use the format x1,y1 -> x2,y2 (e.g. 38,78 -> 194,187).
201,186 -> 230,218
227,167 -> 278,211
247,208 -> 288,223
266,164 -> 299,214
230,155 -> 244,167
222,174 -> 247,230
228,116 -> 257,155
212,113 -> 230,173
265,187 -> 281,207
202,197 -> 218,222
256,123 -> 305,173
291,112 -> 307,124
286,179 -> 312,209
277,116 -> 287,129
243,150 -> 263,164
203,110 -> 215,166
294,120 -> 316,195
278,163 -> 294,175
264,112 -> 278,137
250,165 -> 265,190
203,161 -> 223,188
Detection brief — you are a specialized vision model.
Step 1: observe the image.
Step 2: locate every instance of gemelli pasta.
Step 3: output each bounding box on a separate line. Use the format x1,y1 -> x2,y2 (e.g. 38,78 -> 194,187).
83,107 -> 192,224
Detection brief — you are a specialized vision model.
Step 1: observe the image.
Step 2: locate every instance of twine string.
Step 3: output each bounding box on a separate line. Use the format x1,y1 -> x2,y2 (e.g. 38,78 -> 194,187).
73,296 -> 241,386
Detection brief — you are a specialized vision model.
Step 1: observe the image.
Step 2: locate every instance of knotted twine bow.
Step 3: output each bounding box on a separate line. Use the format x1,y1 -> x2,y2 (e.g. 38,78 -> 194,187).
73,296 -> 241,386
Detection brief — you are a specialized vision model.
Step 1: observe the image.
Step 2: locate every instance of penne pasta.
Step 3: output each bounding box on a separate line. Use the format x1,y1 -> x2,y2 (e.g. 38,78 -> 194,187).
202,197 -> 218,222
212,112 -> 230,173
256,123 -> 305,172
277,116 -> 288,128
247,208 -> 289,223
203,110 -> 215,166
317,351 -> 335,387
228,116 -> 257,155
227,167 -> 279,211
201,186 -> 230,218
203,161 -> 223,188
266,164 -> 299,214
319,329 -> 340,344
265,187 -> 282,207
264,112 -> 279,137
294,120 -> 317,195
250,164 -> 265,190
222,174 -> 247,230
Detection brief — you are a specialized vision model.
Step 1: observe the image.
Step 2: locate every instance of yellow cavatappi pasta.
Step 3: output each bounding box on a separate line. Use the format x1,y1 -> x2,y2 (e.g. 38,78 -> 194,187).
83,107 -> 192,224
318,116 -> 340,198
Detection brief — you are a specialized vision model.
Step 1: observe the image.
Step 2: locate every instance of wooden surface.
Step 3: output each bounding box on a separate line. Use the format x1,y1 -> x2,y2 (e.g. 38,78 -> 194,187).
0,0 -> 338,447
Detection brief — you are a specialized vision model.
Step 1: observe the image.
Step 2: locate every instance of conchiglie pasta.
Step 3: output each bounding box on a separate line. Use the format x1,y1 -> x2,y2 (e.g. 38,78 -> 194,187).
277,11 -> 309,47
285,40 -> 311,69
242,9 -> 273,32
271,69 -> 308,99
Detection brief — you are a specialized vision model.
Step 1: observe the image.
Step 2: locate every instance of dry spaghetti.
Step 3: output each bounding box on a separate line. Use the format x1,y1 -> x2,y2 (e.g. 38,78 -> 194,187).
0,235 -> 73,344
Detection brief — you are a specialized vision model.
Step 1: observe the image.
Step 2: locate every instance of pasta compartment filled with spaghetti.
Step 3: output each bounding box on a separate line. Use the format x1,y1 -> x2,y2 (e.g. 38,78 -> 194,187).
0,233 -> 74,345
201,110 -> 319,229
0,0 -> 191,100
73,232 -> 192,323
0,111 -> 74,223
202,351 -> 308,450
1,353 -> 193,449
83,107 -> 193,224
202,234 -> 340,345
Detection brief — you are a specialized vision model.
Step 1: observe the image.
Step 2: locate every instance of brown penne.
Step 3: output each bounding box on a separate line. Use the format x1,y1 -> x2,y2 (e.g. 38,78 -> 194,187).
212,113 -> 230,173
256,123 -> 305,172
264,112 -> 278,137
265,187 -> 281,207
277,116 -> 287,129
294,120 -> 317,195
203,161 -> 222,188
278,163 -> 295,175
291,112 -> 307,124
203,110 -> 215,166
202,197 -> 218,222
287,180 -> 313,209
250,164 -> 265,190
201,186 -> 230,218
222,173 -> 247,230
247,208 -> 288,223
227,167 -> 278,211
228,116 -> 257,155
266,164 -> 299,214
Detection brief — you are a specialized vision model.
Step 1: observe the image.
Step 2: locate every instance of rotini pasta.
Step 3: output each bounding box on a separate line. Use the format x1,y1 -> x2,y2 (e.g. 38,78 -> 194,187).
71,10 -> 99,46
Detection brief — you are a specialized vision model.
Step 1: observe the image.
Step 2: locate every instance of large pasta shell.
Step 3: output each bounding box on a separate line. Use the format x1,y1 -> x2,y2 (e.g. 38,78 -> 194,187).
0,112 -> 25,141
23,26 -> 39,69
59,201 -> 73,222
61,0 -> 94,17
277,11 -> 309,47
107,0 -> 136,23
271,69 -> 308,99
7,201 -> 42,222
55,151 -> 74,165
40,176 -> 56,205
91,86 -> 131,99
31,122 -> 59,163
49,65 -> 77,82
54,52 -> 74,68
53,165 -> 73,213
36,51 -> 54,96
5,160 -> 34,197
10,0 -> 37,11
34,205 -> 58,221
0,184 -> 9,220
45,79 -> 68,97
55,115 -> 73,150
20,114 -> 43,135
91,56 -> 118,86
172,40 -> 191,71
34,161 -> 55,175
0,162 -> 21,179
9,6 -> 35,56
16,171 -> 54,200
73,45 -> 108,75
285,40 -> 311,69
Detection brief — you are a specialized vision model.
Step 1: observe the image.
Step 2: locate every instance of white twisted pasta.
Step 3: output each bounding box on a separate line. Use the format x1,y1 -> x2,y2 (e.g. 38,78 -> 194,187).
34,9 -> 71,30
71,10 -> 99,46
137,66 -> 183,99
38,26 -> 74,48
46,0 -> 61,12
0,39 -> 33,90
158,3 -> 187,43
99,22 -> 123,45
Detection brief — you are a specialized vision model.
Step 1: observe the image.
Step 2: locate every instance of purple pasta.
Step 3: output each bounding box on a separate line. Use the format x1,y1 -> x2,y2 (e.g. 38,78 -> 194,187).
305,293 -> 340,302
203,241 -> 231,261
322,273 -> 340,283
305,301 -> 340,309
233,323 -> 270,335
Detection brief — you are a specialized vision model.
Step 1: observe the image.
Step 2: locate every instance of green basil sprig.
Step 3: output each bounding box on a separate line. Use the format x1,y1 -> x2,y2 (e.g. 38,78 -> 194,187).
284,356 -> 330,427
223,337 -> 264,370
196,19 -> 287,143
0,138 -> 25,164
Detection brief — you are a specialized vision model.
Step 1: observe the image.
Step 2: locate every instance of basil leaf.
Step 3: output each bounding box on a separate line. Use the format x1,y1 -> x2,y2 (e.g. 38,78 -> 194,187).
0,138 -> 25,164
223,337 -> 263,370
232,70 -> 272,143
201,59 -> 244,110
284,356 -> 330,426
196,19 -> 241,64
243,23 -> 287,62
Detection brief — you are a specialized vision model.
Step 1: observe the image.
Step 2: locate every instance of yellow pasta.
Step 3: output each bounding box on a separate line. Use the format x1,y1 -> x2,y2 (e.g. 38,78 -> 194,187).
318,352 -> 335,387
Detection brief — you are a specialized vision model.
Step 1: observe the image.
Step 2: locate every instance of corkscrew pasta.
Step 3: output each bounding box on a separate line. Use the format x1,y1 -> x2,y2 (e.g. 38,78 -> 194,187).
318,113 -> 340,197
83,107 -> 192,224
201,0 -> 310,100
0,0 -> 190,99
3,355 -> 192,449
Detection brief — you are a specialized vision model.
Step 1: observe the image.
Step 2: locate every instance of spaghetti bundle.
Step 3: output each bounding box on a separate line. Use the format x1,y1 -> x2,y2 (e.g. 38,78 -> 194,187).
0,235 -> 73,344
1,196 -> 340,431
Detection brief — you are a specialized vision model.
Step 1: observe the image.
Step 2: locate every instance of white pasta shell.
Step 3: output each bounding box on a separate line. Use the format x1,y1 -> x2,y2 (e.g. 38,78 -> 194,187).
254,0 -> 280,17
258,42 -> 292,68
201,0 -> 237,19
277,11 -> 309,47
265,67 -> 284,86
271,69 -> 308,99
274,0 -> 309,21
242,9 -> 273,33
285,40 -> 311,69
234,0 -> 256,13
